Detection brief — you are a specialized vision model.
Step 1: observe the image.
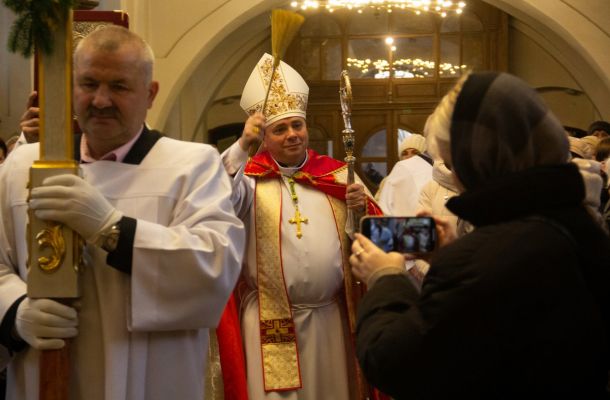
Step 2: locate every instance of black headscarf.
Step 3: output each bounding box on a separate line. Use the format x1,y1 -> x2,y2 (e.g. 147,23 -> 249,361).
448,72 -> 568,191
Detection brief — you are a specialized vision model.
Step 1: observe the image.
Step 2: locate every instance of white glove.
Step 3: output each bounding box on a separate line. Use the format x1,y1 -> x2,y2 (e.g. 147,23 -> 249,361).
15,298 -> 78,350
29,174 -> 122,243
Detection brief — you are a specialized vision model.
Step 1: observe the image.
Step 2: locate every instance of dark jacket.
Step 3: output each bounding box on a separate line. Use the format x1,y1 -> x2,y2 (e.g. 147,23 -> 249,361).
356,164 -> 610,399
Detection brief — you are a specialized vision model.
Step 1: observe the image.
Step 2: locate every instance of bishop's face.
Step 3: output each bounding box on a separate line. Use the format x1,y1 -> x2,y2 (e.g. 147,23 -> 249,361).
264,116 -> 309,166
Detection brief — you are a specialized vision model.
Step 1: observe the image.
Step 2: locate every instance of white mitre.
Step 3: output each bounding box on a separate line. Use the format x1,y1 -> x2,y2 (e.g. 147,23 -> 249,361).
240,53 -> 309,126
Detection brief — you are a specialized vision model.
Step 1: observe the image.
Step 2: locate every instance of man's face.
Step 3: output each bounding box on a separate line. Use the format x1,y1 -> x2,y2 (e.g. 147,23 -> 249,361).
264,116 -> 309,166
592,129 -> 610,139
73,43 -> 158,154
400,148 -> 419,160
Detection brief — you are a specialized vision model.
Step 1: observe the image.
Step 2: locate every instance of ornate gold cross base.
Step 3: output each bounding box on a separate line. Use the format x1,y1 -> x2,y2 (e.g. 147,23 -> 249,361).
27,162 -> 82,299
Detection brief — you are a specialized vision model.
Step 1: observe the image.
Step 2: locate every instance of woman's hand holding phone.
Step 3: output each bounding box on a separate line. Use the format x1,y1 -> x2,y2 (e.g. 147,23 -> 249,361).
350,233 -> 404,286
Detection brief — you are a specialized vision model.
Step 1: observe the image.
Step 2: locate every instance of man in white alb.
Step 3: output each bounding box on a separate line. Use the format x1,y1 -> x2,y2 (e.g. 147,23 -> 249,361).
0,25 -> 244,400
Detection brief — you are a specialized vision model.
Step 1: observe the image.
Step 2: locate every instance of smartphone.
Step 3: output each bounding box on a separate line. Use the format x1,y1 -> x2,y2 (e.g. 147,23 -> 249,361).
360,216 -> 437,254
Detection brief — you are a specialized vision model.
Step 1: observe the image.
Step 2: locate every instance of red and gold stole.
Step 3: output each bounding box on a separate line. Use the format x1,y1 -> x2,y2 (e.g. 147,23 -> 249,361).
245,150 -> 382,393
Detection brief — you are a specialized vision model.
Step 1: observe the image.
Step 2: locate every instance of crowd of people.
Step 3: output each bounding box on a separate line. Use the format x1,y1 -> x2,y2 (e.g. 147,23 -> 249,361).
0,23 -> 609,400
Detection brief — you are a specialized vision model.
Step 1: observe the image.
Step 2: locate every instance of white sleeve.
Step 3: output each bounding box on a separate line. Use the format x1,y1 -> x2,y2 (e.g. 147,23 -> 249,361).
378,163 -> 418,216
220,140 -> 254,220
220,140 -> 248,176
417,180 -> 435,213
0,150 -> 32,329
129,147 -> 246,331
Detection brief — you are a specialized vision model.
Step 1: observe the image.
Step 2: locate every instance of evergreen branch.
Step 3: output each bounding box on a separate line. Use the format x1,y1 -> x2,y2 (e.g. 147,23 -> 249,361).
3,0 -> 77,57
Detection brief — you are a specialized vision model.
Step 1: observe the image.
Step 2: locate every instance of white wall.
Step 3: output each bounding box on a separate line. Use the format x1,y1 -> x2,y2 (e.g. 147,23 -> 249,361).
509,21 -> 599,129
119,0 -> 286,135
487,0 -> 610,120
0,6 -> 33,140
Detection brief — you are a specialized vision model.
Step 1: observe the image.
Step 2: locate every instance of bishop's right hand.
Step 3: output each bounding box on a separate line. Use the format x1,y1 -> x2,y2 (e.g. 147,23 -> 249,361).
240,112 -> 266,153
15,298 -> 78,350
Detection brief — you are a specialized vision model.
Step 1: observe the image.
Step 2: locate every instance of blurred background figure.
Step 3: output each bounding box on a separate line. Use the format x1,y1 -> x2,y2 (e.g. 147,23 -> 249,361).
4,136 -> 20,154
376,134 -> 432,214
398,133 -> 428,161
588,120 -> 610,139
594,137 -> 610,230
17,91 -> 40,146
569,135 -> 595,159
0,138 -> 7,164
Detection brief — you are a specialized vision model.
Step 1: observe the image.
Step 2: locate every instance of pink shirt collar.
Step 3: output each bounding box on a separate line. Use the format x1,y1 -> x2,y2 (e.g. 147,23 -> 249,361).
80,126 -> 144,163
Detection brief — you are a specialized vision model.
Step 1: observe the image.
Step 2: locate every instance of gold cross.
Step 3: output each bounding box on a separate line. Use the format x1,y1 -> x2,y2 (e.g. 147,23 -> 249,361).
289,209 -> 308,239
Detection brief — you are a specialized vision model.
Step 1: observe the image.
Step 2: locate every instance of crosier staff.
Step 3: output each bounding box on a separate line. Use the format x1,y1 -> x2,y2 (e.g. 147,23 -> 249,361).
340,70 -> 359,238
339,70 -> 382,399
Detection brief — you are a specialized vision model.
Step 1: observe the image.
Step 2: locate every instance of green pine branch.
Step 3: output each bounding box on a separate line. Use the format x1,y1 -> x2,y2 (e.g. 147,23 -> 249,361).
3,0 -> 77,57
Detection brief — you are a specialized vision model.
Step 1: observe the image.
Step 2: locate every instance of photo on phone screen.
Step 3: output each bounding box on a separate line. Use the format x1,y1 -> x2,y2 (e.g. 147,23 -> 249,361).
360,216 -> 436,253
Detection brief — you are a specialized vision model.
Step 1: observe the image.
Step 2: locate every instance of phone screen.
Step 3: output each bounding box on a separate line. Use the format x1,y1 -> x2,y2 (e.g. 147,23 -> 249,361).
360,216 -> 436,253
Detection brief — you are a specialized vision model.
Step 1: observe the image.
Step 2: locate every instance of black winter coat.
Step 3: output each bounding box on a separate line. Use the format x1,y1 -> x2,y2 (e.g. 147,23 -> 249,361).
356,164 -> 610,399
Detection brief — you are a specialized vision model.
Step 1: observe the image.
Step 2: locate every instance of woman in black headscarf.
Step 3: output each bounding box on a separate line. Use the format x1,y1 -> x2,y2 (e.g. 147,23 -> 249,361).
350,72 -> 610,399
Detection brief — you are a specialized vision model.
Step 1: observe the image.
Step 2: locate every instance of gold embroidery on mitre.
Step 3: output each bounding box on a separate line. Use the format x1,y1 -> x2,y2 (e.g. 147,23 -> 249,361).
255,180 -> 302,391
245,58 -> 308,121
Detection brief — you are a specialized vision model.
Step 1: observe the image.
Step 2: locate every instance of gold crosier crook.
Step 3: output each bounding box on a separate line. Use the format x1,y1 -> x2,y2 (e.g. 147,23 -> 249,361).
339,70 -> 358,238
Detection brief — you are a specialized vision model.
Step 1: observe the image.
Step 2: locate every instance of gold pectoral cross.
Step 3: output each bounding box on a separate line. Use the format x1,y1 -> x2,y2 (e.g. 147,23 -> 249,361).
289,208 -> 308,239
285,176 -> 308,239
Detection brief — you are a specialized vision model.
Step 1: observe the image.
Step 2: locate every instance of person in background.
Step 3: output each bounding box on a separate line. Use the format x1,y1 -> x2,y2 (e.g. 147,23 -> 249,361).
0,138 -> 7,164
0,25 -> 244,400
4,136 -> 20,154
376,134 -> 433,215
595,137 -> 610,230
5,91 -> 41,155
398,133 -> 429,162
407,155 -> 462,285
571,133 -> 608,231
581,135 -> 601,156
597,137 -> 610,165
221,53 -> 381,400
569,135 -> 595,159
588,120 -> 610,138
349,71 -> 610,399
18,91 -> 40,147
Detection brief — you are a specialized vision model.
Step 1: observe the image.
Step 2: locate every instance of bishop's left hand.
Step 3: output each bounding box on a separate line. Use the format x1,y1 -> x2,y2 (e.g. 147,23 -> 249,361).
29,174 -> 123,244
345,183 -> 366,212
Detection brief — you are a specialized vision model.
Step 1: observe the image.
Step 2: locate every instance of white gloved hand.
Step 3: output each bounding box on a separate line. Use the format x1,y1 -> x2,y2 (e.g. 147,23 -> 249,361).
15,298 -> 78,350
29,174 -> 122,243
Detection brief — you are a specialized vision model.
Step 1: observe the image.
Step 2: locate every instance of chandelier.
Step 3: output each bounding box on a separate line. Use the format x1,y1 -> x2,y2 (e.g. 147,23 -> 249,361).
290,0 -> 467,16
